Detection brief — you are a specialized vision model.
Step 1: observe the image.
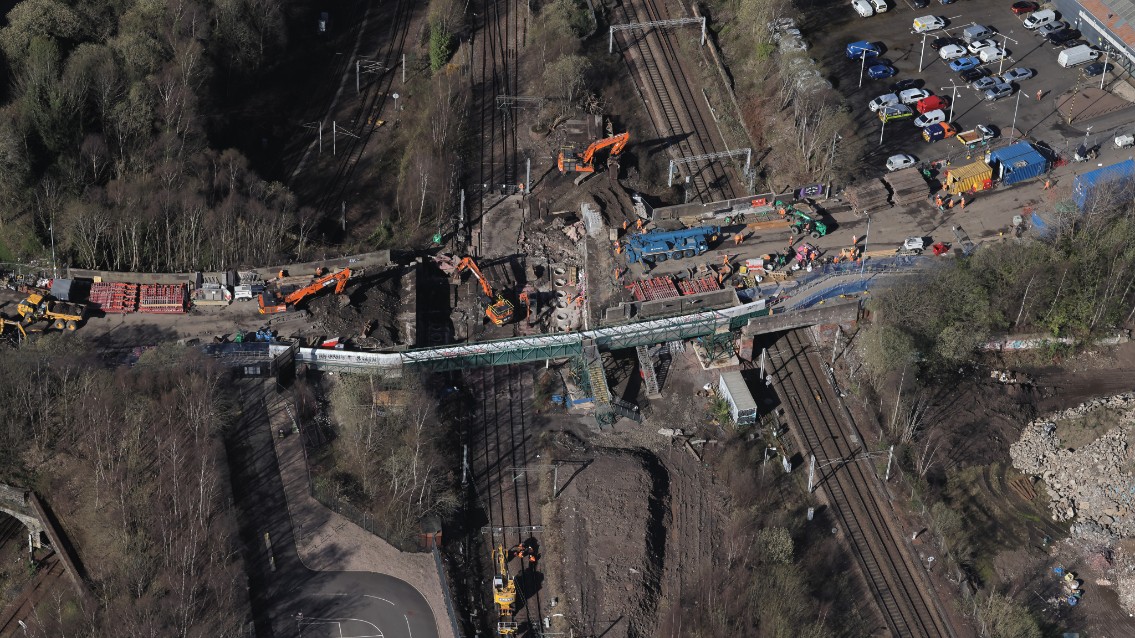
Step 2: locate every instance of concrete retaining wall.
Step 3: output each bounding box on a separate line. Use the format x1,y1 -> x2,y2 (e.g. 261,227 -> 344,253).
65,250 -> 394,285
742,300 -> 860,336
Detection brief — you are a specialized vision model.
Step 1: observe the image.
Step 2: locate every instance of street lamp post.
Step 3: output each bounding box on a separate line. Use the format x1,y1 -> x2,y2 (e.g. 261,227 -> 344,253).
941,84 -> 960,122
998,34 -> 1010,76
859,49 -> 869,88
1100,46 -> 1110,91
1009,89 -> 1029,143
860,213 -> 871,279
919,32 -> 928,72
880,112 -> 887,145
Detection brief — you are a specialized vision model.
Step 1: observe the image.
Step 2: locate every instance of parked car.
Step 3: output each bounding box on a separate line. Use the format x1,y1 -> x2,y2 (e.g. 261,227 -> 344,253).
869,93 -> 901,112
878,104 -> 914,121
899,88 -> 932,104
914,109 -> 947,127
1001,67 -> 1035,82
1023,9 -> 1056,29
869,0 -> 888,13
939,44 -> 967,60
1060,45 -> 1101,68
931,36 -> 963,50
967,38 -> 998,54
978,47 -> 1008,63
1047,28 -> 1081,46
939,0 -> 956,4
915,95 -> 948,113
949,56 -> 982,71
961,25 -> 995,44
886,154 -> 917,171
851,0 -> 874,18
913,16 -> 946,33
891,78 -> 924,91
960,67 -> 990,83
1036,21 -> 1068,38
1083,61 -> 1115,77
318,11 -> 329,33
868,63 -> 898,79
911,0 -> 929,7
983,82 -> 1013,100
846,40 -> 880,59
971,76 -> 1000,91
1011,1 -> 1039,15
1063,39 -> 1090,49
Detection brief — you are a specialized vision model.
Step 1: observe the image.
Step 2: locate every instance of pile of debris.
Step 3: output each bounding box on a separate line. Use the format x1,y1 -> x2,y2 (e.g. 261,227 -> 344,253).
843,179 -> 891,213
884,168 -> 930,206
1011,392 -> 1135,532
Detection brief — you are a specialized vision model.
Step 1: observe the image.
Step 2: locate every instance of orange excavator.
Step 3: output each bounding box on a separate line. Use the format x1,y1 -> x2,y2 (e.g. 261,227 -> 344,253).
558,131 -> 630,173
454,257 -> 514,325
258,268 -> 351,314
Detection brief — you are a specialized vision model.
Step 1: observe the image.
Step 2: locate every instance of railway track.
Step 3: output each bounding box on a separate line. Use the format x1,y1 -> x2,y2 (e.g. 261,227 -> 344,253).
769,330 -> 955,638
613,0 -> 741,203
473,0 -> 522,254
470,364 -> 544,636
309,0 -> 413,220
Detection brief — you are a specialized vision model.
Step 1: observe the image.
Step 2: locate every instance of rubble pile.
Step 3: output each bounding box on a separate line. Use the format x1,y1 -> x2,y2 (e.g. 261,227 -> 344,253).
517,217 -> 586,265
1010,392 -> 1135,532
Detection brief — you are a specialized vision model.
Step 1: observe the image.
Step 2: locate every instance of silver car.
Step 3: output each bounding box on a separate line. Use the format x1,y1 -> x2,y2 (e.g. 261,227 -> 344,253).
983,82 -> 1013,100
1001,67 -> 1035,82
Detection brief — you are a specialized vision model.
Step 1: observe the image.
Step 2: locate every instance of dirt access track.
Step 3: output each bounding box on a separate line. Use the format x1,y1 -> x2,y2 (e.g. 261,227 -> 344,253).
541,431 -> 726,637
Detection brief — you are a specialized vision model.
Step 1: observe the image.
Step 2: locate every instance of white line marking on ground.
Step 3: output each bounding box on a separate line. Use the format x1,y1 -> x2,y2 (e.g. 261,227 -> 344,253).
404,614 -> 413,638
300,617 -> 383,638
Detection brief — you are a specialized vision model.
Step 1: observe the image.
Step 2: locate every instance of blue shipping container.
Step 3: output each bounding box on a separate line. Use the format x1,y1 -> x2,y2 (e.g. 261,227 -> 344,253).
987,142 -> 1048,185
1073,159 -> 1135,210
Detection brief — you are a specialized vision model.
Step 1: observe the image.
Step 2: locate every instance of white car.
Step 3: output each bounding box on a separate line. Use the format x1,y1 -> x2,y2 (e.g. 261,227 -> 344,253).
852,0 -> 874,17
886,154 -> 917,171
899,88 -> 931,104
869,0 -> 888,13
913,16 -> 945,33
1023,8 -> 1056,29
869,93 -> 901,112
1001,67 -> 1035,82
939,44 -> 967,61
978,46 -> 1008,63
913,109 -> 946,127
967,38 -> 998,54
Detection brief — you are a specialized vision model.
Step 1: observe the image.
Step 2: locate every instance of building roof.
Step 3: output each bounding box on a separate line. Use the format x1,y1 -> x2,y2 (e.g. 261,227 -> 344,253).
1081,0 -> 1135,51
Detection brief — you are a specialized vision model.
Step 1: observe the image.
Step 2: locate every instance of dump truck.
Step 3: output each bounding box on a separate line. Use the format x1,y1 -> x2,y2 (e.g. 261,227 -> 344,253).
956,125 -> 995,146
16,293 -> 87,331
624,225 -> 721,264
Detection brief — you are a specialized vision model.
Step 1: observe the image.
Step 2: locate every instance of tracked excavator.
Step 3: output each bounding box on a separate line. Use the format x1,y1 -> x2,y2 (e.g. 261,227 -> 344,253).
491,545 -> 519,635
558,131 -> 630,173
258,268 -> 351,314
454,257 -> 514,325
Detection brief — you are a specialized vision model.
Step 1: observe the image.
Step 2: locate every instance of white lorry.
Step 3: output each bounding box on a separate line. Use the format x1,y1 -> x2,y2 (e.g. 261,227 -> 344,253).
1058,45 -> 1100,68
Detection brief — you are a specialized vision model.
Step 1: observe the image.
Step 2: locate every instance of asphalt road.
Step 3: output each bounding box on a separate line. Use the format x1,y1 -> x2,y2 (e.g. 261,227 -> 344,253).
227,379 -> 438,638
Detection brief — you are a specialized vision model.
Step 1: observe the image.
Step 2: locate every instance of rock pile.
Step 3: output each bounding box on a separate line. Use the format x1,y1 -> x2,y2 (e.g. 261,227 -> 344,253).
1010,393 -> 1135,536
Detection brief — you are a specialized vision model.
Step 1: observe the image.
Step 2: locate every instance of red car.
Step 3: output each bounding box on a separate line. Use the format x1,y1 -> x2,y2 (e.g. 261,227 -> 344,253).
916,95 -> 949,114
1012,1 -> 1039,15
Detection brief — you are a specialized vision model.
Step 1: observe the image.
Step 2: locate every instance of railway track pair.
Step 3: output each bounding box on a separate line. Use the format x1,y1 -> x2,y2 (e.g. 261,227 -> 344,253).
470,364 -> 544,636
770,330 -> 955,638
612,0 -> 741,203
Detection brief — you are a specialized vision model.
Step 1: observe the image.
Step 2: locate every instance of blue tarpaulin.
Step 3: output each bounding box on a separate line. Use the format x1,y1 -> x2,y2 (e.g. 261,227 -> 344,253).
987,142 -> 1047,185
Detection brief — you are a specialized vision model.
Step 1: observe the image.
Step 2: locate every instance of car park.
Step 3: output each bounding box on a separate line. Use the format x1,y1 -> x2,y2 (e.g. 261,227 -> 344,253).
949,56 -> 982,71
913,16 -> 946,33
1023,9 -> 1056,29
891,78 -> 924,91
1036,21 -> 1068,38
939,44 -> 967,60
1083,61 -> 1115,77
846,40 -> 880,59
1001,67 -> 1035,82
1047,28 -> 1081,46
868,63 -> 898,79
886,154 -> 917,171
851,0 -> 874,18
972,76 -> 999,91
967,38 -> 998,54
960,67 -> 990,83
899,88 -> 932,104
931,36 -> 963,50
913,109 -> 946,127
878,104 -> 914,121
983,82 -> 1013,100
869,93 -> 901,112
978,46 -> 1007,63
1012,1 -> 1039,14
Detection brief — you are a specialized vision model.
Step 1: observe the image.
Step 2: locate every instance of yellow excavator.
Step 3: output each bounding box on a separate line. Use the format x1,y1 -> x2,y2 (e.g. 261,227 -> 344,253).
454,257 -> 514,326
558,131 -> 630,173
0,316 -> 27,342
492,545 -> 518,636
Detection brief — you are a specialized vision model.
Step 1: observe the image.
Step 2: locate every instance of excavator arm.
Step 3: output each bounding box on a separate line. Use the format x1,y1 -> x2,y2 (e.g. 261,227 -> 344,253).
454,257 -> 494,299
259,268 -> 351,314
453,257 -> 515,326
558,131 -> 630,173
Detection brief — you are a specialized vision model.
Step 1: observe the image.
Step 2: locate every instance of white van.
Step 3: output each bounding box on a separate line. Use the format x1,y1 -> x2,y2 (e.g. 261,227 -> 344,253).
870,0 -> 888,13
852,0 -> 874,17
1023,9 -> 1056,29
1057,44 -> 1100,67
978,47 -> 1007,63
961,24 -> 994,43
913,16 -> 946,33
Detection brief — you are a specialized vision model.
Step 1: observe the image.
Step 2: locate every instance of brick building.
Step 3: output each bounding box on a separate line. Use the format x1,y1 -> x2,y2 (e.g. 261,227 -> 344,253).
1051,0 -> 1135,69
